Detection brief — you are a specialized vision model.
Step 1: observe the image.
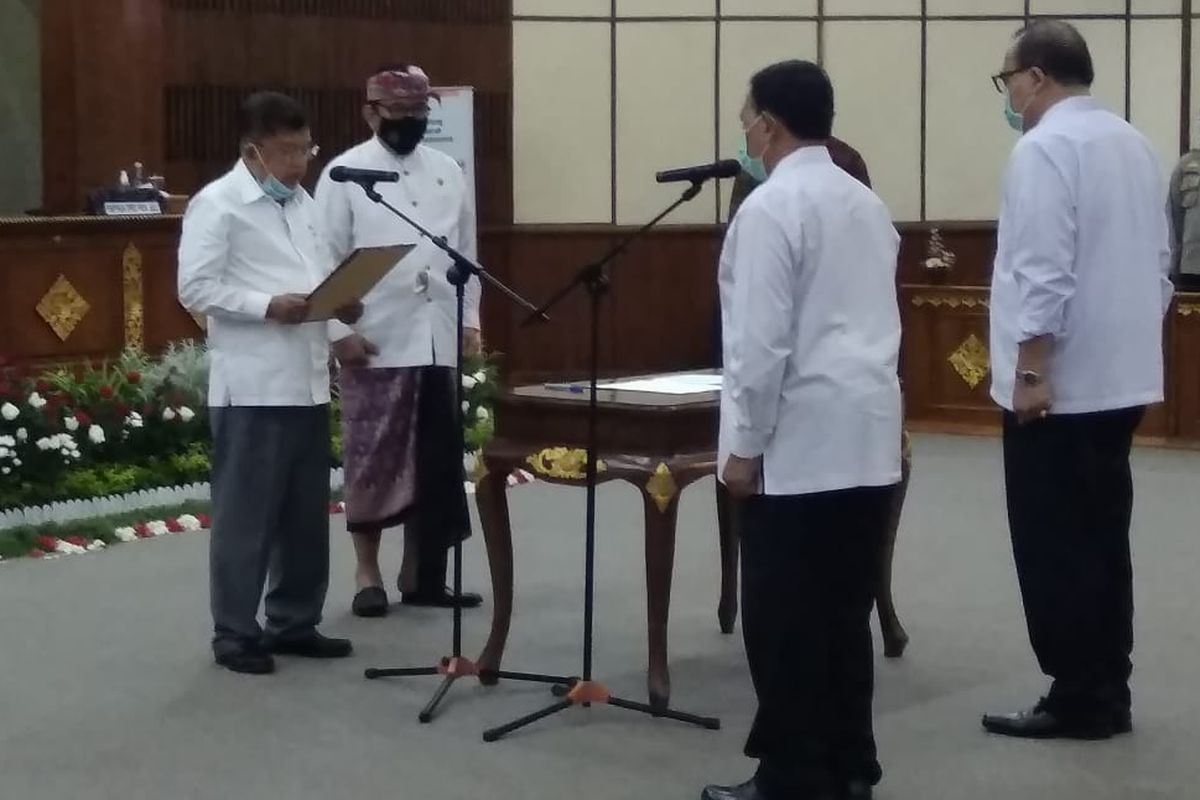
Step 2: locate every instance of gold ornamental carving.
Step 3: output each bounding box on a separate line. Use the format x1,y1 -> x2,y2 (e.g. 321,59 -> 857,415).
645,462 -> 679,513
525,447 -> 606,481
1177,303 -> 1200,317
36,275 -> 90,342
947,334 -> 990,389
122,243 -> 145,350
910,292 -> 989,310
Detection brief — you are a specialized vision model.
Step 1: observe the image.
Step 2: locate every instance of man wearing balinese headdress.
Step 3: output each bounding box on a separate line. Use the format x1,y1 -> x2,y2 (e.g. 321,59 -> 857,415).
314,64 -> 483,618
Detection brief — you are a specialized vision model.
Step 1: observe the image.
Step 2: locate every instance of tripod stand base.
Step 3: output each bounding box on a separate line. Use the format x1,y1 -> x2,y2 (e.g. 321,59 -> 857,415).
481,679 -> 721,742
365,657 -> 578,724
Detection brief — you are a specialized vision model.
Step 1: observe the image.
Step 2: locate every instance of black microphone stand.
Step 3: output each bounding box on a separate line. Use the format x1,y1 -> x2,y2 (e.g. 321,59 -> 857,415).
351,180 -> 576,723
480,179 -> 722,742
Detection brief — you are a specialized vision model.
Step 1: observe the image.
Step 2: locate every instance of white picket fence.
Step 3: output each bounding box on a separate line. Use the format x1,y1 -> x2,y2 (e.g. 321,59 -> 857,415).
0,468 -> 347,532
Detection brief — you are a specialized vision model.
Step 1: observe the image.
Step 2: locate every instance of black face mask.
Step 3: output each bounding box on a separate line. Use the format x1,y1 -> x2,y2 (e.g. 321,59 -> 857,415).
378,117 -> 428,155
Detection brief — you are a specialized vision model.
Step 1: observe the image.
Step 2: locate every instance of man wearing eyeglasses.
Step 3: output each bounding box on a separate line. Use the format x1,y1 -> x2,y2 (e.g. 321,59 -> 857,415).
314,65 -> 482,618
178,91 -> 360,675
982,20 -> 1171,740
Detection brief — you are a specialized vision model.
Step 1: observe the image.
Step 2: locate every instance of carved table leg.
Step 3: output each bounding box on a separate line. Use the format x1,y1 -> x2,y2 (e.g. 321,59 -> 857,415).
642,485 -> 680,711
877,453 -> 910,659
475,465 -> 515,684
715,480 -> 739,635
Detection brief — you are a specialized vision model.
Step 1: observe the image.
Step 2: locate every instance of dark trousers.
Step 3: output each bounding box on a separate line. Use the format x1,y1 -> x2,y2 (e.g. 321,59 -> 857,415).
1002,406 -> 1144,718
739,485 -> 894,799
209,405 -> 331,655
412,366 -> 471,588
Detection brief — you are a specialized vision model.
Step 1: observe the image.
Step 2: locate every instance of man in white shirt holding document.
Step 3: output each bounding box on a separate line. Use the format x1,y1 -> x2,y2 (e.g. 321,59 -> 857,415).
178,92 -> 361,675
982,20 -> 1171,741
704,60 -> 902,800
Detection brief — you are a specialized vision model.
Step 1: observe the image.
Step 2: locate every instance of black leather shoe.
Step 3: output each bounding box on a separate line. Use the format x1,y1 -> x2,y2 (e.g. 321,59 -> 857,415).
215,645 -> 275,675
267,632 -> 353,659
401,587 -> 483,609
982,700 -> 1115,740
701,780 -> 766,800
352,586 -> 389,618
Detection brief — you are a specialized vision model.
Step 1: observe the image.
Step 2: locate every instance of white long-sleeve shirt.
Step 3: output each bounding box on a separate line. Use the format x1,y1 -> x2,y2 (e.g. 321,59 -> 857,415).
313,138 -> 480,368
718,146 -> 903,496
990,96 -> 1172,414
177,159 -> 332,407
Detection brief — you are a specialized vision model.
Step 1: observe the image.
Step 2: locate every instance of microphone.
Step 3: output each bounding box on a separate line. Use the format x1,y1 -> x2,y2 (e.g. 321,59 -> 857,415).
329,166 -> 400,185
655,159 -> 741,184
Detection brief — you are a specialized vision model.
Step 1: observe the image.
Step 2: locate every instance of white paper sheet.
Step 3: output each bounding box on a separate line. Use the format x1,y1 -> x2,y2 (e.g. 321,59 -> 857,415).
596,372 -> 722,395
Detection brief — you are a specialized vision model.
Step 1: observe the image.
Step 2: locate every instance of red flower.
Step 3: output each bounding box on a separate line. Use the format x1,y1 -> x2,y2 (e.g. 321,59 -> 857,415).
166,518 -> 184,533
126,371 -> 141,385
197,513 -> 212,529
37,535 -> 58,551
28,548 -> 45,559
65,535 -> 88,547
75,410 -> 92,427
35,379 -> 51,394
115,402 -> 130,416
134,523 -> 151,539
99,386 -> 115,400
142,403 -> 155,415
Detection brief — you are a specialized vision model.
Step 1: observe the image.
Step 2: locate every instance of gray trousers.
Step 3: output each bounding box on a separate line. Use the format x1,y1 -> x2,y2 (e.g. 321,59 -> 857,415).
209,405 -> 331,656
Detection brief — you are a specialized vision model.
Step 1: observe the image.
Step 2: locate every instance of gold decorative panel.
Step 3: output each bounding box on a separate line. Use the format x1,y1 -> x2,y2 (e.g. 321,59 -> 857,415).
645,462 -> 679,513
122,243 -> 145,350
910,292 -> 988,309
947,333 -> 990,389
526,447 -> 607,481
36,275 -> 90,342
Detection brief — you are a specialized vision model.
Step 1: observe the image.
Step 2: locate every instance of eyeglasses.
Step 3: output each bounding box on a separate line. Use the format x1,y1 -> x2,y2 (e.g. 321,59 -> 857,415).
991,67 -> 1030,93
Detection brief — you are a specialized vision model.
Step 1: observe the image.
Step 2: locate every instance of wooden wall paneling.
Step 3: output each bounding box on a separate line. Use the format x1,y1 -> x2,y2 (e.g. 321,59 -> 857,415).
896,222 -> 996,287
606,226 -> 721,376
159,0 -> 513,224
899,285 -> 1000,428
41,0 -> 167,213
492,226 -> 621,381
1171,299 -> 1200,439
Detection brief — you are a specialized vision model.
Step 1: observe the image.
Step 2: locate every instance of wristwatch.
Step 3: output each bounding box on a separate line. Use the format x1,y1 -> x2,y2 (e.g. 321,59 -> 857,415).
1016,369 -> 1044,387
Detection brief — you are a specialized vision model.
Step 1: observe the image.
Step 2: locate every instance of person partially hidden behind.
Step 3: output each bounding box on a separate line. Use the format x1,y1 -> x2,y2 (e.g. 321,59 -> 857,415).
178,91 -> 362,674
703,60 -> 903,800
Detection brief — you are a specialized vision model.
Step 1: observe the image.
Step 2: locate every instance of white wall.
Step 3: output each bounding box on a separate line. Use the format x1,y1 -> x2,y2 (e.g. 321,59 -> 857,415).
513,0 -> 1191,224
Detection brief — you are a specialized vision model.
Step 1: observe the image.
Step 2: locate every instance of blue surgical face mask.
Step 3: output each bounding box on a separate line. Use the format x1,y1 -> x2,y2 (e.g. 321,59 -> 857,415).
1004,92 -> 1026,133
737,116 -> 768,183
251,145 -> 298,203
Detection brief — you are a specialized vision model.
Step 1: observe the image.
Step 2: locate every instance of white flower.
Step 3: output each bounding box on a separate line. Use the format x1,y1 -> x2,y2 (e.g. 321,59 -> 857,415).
462,375 -> 478,390
177,514 -> 202,532
146,520 -> 169,536
54,540 -> 86,555
162,408 -> 177,422
1,467 -> 9,476
35,437 -> 51,451
0,447 -> 8,459
64,416 -> 79,432
0,435 -> 14,447
125,412 -> 144,429
461,401 -> 469,413
114,527 -> 138,543
27,392 -> 46,410
12,458 -> 21,467
15,427 -> 27,442
88,425 -> 106,445
475,406 -> 490,422
178,406 -> 195,423
473,370 -> 487,384
0,402 -> 18,421
87,540 -> 106,552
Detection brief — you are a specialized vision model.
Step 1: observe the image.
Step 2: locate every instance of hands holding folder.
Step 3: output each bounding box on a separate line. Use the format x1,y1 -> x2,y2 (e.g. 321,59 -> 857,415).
266,295 -> 363,325
265,244 -> 413,326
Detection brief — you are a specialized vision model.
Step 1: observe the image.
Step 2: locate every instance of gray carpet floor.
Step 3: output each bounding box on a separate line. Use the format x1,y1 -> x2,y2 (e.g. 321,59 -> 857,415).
0,433 -> 1196,800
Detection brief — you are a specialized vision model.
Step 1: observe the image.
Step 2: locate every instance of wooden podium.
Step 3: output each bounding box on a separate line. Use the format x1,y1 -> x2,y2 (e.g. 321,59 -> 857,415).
473,372 -> 909,709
